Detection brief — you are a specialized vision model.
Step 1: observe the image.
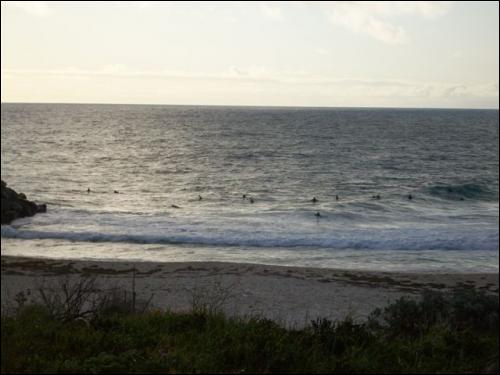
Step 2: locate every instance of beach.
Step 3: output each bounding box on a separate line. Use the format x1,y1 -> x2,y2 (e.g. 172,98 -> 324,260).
2,3 -> 499,372
2,255 -> 498,327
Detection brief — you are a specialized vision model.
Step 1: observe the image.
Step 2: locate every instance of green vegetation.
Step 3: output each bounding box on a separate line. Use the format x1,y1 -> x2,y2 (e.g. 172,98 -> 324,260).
1,287 -> 498,374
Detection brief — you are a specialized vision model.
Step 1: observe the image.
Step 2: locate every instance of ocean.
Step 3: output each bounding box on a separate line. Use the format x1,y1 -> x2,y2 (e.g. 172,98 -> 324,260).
1,103 -> 498,272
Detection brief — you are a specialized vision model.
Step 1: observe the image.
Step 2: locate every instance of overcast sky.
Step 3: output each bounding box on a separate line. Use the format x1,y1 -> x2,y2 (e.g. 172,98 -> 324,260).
1,1 -> 498,108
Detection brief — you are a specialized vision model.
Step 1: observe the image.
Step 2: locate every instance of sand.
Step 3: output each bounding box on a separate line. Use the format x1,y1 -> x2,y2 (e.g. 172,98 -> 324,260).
1,255 -> 498,327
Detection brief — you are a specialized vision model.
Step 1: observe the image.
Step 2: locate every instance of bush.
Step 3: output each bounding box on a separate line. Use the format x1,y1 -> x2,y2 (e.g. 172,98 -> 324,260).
368,288 -> 499,338
1,287 -> 498,374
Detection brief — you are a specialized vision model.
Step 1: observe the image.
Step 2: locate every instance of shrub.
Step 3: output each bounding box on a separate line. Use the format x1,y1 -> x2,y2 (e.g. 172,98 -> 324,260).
1,286 -> 498,374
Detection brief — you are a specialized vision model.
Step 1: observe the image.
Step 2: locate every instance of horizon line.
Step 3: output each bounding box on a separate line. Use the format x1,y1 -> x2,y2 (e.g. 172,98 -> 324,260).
1,101 -> 498,111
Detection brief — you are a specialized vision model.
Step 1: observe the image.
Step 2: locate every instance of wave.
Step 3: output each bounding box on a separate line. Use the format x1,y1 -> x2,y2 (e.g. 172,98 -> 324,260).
425,183 -> 498,201
2,225 -> 497,251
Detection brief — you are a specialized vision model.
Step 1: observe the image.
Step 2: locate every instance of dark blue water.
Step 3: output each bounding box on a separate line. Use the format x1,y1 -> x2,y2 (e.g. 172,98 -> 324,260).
1,104 -> 498,271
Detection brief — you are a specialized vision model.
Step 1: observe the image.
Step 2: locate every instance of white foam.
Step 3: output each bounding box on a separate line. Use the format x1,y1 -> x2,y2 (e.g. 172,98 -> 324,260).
2,221 -> 498,251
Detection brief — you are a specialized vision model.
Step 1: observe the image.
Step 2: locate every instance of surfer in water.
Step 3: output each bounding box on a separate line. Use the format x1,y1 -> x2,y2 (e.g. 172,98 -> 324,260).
335,195 -> 339,201
198,195 -> 203,200
408,194 -> 413,200
249,198 -> 254,204
314,211 -> 321,218
87,188 -> 91,193
311,197 -> 318,203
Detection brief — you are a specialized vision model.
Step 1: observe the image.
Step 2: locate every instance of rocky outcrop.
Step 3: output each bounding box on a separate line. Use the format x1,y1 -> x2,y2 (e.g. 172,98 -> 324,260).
1,180 -> 47,224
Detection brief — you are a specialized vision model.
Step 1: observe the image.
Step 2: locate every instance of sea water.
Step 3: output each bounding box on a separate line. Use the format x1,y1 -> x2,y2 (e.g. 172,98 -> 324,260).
1,103 -> 498,272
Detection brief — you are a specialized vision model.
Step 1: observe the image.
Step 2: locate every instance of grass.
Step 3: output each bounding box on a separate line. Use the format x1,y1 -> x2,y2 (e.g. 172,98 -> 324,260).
1,283 -> 498,374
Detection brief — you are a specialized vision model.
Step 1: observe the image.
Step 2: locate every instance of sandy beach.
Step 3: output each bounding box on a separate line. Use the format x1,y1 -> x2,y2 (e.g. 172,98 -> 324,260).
1,255 -> 498,327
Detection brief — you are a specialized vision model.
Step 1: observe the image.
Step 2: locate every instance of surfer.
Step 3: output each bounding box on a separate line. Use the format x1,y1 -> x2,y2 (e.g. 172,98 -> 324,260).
249,198 -> 254,203
408,194 -> 413,200
311,197 -> 318,203
114,190 -> 119,194
314,211 -> 321,218
87,188 -> 90,193
335,195 -> 339,201
198,195 -> 203,200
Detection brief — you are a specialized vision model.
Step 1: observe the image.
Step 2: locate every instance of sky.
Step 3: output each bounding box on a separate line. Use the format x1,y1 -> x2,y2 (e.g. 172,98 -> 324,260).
1,1 -> 499,108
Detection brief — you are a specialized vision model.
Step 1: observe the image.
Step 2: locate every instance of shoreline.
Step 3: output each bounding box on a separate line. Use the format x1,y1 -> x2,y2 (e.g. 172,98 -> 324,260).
2,255 -> 498,326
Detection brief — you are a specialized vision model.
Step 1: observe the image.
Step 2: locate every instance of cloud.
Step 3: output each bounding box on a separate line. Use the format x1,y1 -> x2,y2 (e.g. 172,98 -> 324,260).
7,1 -> 52,17
3,67 -> 497,108
326,2 -> 408,44
323,1 -> 453,44
259,4 -> 285,21
3,66 -> 497,102
403,1 -> 452,19
315,48 -> 330,56
362,1 -> 453,19
319,78 -> 499,101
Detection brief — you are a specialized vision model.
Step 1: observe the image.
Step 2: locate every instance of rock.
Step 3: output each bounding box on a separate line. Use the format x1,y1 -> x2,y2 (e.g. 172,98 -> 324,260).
1,180 -> 47,224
